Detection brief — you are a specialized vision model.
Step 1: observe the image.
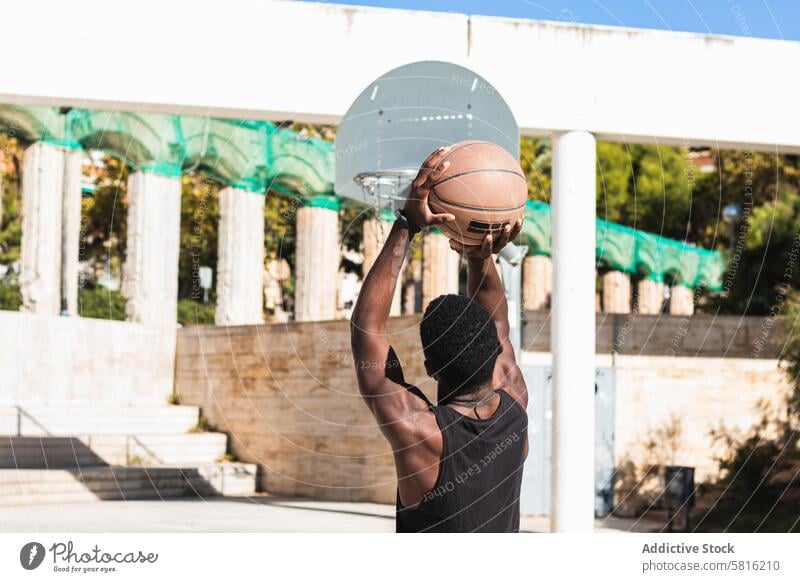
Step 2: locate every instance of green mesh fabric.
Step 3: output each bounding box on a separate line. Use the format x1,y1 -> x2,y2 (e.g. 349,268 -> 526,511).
519,200 -> 727,290
0,106 -> 337,193
0,104 -> 726,290
304,195 -> 340,211
0,104 -> 80,149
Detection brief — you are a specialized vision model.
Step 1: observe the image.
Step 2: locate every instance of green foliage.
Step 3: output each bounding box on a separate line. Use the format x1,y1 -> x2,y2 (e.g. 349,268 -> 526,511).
0,281 -> 21,311
627,145 -> 693,239
713,187 -> 800,315
699,401 -> 799,532
167,393 -> 181,405
596,142 -> 632,224
264,192 -> 297,266
177,298 -> 215,325
189,414 -> 217,433
77,286 -> 126,320
179,172 -> 220,301
80,157 -> 129,276
520,136 -> 550,202
0,135 -> 23,265
780,292 -> 800,416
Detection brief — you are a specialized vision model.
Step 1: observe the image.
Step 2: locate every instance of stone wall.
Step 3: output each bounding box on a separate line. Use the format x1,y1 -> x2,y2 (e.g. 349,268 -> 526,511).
523,311 -> 784,358
612,355 -> 790,482
521,351 -> 791,482
175,317 -> 432,503
0,311 -> 176,406
174,314 -> 792,507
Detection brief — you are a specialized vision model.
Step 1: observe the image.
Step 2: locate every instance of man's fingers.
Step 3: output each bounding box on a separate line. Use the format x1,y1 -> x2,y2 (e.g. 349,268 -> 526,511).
449,239 -> 465,253
424,146 -> 450,170
428,212 -> 456,225
509,218 -> 523,241
491,227 -> 508,254
413,147 -> 451,189
412,170 -> 430,190
424,160 -> 450,186
482,234 -> 494,256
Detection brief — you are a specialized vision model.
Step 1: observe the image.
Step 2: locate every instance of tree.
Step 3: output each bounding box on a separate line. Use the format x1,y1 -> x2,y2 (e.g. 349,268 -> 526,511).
596,142 -> 632,224
178,171 -> 221,302
0,135 -> 23,266
627,144 -> 693,240
80,156 -> 129,283
519,136 -> 550,202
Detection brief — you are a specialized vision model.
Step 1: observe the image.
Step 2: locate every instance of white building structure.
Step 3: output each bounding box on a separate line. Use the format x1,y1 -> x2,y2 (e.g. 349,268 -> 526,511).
2,0 -> 798,532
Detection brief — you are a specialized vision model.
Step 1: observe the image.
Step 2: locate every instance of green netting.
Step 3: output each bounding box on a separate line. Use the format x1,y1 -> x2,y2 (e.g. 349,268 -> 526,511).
0,104 -> 79,149
0,105 -> 337,194
304,195 -> 341,211
0,103 -> 726,290
519,200 -> 728,290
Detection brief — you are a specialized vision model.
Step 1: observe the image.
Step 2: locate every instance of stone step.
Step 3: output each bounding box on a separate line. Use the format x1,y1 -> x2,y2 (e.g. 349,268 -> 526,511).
0,464 -> 257,506
0,434 -> 228,468
0,405 -> 200,436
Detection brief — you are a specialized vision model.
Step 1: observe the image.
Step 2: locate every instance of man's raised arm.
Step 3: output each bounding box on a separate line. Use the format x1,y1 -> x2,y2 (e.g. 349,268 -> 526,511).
350,147 -> 455,424
449,222 -> 528,408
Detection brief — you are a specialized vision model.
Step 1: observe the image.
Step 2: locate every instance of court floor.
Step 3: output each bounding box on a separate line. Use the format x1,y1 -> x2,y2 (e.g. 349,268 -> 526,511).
0,496 -> 662,533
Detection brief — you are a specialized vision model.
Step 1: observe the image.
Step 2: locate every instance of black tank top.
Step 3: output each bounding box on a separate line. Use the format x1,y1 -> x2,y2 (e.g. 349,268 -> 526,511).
396,389 -> 528,533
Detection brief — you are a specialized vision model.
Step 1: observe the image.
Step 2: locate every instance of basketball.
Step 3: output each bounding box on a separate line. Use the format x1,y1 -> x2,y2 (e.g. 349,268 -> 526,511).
427,140 -> 527,245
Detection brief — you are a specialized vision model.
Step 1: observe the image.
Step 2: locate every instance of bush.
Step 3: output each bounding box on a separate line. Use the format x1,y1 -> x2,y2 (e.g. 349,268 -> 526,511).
692,298 -> 800,532
0,281 -> 21,311
177,299 -> 215,325
78,286 -> 126,320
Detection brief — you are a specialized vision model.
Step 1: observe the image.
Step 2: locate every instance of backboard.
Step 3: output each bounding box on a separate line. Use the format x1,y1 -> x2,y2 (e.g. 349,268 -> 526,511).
335,60 -> 520,210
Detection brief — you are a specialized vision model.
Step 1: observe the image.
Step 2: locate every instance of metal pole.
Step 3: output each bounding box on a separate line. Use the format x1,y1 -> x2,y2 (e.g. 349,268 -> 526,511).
498,242 -> 528,357
551,130 -> 597,532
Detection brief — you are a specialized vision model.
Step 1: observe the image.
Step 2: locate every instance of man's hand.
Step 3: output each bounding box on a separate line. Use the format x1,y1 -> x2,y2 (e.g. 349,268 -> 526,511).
448,218 -> 523,259
403,146 -> 457,230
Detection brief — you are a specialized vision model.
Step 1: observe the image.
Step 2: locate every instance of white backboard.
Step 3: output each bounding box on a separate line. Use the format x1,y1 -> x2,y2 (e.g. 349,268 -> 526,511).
335,60 -> 519,208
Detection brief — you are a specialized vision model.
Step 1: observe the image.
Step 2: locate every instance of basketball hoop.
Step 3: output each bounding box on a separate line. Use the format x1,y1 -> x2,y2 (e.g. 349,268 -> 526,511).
353,169 -> 417,213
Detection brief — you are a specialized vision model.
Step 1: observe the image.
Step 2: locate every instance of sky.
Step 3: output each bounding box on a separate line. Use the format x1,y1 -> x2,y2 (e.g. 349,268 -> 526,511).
305,0 -> 800,41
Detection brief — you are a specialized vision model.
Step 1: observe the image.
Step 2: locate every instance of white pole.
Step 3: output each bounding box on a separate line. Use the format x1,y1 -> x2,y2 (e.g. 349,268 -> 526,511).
550,130 -> 597,532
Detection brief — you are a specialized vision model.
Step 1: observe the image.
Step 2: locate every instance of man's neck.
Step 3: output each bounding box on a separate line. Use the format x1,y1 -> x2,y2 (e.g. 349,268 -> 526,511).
437,381 -> 494,405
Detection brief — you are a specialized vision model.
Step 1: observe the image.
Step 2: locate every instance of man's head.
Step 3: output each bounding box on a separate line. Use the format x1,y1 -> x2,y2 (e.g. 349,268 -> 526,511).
420,294 -> 501,401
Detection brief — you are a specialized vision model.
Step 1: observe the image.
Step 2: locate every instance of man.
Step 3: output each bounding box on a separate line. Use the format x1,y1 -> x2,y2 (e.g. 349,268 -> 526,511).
350,146 -> 528,533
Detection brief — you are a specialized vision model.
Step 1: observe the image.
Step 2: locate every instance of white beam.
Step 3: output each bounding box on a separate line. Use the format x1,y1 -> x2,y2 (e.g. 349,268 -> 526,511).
1,1 -> 798,152
550,130 -> 596,532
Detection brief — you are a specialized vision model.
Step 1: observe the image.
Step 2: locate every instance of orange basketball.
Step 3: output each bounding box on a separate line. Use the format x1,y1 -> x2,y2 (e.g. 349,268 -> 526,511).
427,140 -> 527,245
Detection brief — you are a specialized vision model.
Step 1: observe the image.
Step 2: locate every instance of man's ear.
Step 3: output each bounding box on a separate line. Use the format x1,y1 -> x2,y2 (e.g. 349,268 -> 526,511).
424,359 -> 434,379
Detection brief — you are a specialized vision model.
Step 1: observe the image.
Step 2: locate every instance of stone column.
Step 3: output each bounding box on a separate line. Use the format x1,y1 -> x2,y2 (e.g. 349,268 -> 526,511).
62,149 -> 83,315
602,270 -> 632,314
20,142 -> 65,315
522,254 -> 552,311
294,198 -> 339,321
123,171 -> 182,326
669,285 -> 695,316
422,230 -> 459,310
362,215 -> 402,316
403,256 -> 422,315
215,187 -> 265,325
636,278 -> 665,315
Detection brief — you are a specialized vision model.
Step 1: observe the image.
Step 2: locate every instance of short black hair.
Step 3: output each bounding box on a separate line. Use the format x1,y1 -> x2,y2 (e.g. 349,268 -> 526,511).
420,294 -> 501,397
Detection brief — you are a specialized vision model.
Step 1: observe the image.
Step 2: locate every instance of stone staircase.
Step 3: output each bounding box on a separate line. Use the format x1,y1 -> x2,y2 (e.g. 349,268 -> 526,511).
0,405 -> 257,506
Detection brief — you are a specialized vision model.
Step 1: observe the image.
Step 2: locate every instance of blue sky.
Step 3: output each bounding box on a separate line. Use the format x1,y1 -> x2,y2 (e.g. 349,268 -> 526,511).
307,0 -> 800,41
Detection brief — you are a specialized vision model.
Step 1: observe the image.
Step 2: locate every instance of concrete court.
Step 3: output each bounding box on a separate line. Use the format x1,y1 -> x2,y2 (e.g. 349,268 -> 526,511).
0,496 -> 662,533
